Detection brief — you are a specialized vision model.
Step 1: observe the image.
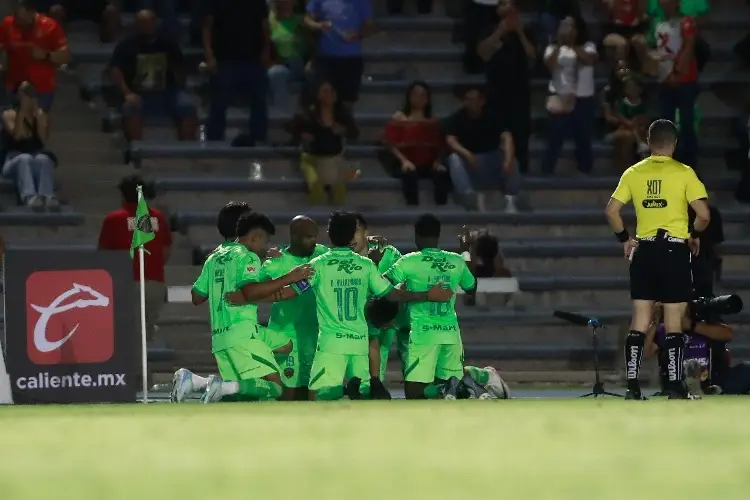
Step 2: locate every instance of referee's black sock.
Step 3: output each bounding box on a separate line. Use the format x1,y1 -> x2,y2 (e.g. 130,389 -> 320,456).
625,330 -> 646,393
664,333 -> 687,396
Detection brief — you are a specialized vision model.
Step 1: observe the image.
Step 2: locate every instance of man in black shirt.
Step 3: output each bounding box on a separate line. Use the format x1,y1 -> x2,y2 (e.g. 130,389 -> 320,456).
203,0 -> 271,144
689,204 -> 724,297
109,9 -> 197,144
444,86 -> 521,213
477,0 -> 536,174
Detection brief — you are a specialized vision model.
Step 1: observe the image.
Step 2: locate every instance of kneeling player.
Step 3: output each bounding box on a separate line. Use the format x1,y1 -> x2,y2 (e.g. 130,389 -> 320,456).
172,211 -> 310,402
298,211 -> 454,401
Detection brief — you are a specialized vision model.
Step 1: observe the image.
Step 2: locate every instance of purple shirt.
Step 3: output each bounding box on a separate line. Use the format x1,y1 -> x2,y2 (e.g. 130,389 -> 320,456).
306,0 -> 372,57
655,324 -> 711,382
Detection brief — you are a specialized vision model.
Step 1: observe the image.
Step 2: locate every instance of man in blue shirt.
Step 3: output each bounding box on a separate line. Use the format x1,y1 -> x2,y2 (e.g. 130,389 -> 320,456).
304,0 -> 376,108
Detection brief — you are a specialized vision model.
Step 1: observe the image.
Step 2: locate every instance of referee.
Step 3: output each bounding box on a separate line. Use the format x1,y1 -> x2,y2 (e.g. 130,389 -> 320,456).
605,119 -> 711,400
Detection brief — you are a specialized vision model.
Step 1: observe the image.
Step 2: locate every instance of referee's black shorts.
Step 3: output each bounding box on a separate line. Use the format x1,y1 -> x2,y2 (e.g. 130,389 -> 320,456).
630,239 -> 693,303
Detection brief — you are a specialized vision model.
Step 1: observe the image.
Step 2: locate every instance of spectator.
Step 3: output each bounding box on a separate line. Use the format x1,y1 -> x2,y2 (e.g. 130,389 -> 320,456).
601,0 -> 648,63
650,0 -> 699,168
0,0 -> 70,112
477,0 -> 536,174
387,0 -> 432,15
109,9 -> 197,146
304,0 -> 376,110
541,16 -> 598,176
459,228 -> 513,307
285,81 -> 359,205
444,86 -> 519,213
689,204 -> 724,297
382,81 -> 449,206
537,0 -> 580,52
268,0 -> 308,113
137,0 -> 180,41
98,175 -> 171,347
203,0 -> 271,144
462,0 -> 499,74
607,76 -> 649,171
1,82 -> 58,211
34,0 -> 120,43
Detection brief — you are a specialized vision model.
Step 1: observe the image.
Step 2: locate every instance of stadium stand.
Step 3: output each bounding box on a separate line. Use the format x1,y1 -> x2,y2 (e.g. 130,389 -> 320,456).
1,0 -> 749,386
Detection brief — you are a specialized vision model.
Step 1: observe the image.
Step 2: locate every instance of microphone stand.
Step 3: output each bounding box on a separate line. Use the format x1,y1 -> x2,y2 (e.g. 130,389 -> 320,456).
581,319 -> 623,398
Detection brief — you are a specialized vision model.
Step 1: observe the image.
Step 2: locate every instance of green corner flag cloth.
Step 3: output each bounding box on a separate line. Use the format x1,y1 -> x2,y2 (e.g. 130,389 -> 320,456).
130,185 -> 155,258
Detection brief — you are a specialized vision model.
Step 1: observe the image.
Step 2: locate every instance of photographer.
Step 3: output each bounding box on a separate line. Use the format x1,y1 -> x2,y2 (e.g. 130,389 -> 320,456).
458,228 -> 512,307
645,299 -> 750,396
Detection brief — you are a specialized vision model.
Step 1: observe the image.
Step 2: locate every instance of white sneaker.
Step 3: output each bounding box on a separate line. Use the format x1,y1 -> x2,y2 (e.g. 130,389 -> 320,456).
484,366 -> 511,399
200,375 -> 224,404
504,195 -> 518,214
170,368 -> 194,403
683,359 -> 704,398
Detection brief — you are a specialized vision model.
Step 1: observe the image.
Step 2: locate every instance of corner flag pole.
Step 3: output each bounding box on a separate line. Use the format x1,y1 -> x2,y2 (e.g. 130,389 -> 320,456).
138,245 -> 148,404
130,185 -> 156,404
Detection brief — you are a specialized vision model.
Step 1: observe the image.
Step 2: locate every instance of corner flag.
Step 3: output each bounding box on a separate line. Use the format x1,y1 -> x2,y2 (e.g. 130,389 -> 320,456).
130,185 -> 155,258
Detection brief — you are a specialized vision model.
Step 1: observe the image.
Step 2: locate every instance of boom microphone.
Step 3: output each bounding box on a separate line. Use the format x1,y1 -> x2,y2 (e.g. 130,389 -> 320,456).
553,310 -> 601,327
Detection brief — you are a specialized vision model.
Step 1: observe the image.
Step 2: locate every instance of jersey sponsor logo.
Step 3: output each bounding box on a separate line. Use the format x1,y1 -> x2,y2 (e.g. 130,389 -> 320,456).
421,324 -> 457,332
326,258 -> 363,274
335,332 -> 367,340
26,271 -> 115,365
642,179 -> 667,208
420,255 -> 456,272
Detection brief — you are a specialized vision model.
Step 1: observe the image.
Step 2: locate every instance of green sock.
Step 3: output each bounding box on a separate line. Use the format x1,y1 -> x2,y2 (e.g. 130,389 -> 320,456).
464,366 -> 490,385
237,379 -> 282,401
424,384 -> 442,399
315,386 -> 344,401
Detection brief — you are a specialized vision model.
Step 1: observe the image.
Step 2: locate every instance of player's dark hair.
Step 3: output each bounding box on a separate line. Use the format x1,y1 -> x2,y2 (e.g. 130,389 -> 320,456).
365,298 -> 399,329
328,211 -> 358,247
415,213 -> 441,239
217,201 -> 252,240
355,212 -> 368,229
118,174 -> 153,203
648,119 -> 678,148
236,212 -> 276,238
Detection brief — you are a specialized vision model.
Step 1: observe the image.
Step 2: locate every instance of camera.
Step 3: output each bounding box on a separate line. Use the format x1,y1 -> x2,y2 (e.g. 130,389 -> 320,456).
690,294 -> 744,322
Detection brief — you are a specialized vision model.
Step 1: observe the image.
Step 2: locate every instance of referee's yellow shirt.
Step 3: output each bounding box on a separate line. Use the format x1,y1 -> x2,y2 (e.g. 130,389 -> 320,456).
611,155 -> 708,239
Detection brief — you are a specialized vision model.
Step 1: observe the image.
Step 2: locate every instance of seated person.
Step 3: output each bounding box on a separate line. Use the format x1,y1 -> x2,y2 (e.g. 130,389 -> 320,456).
108,9 -> 197,146
606,76 -> 650,171
444,86 -> 520,213
268,0 -> 310,112
284,81 -> 359,205
600,0 -> 648,64
381,81 -> 448,206
645,302 -> 749,396
1,82 -> 58,211
458,228 -> 513,307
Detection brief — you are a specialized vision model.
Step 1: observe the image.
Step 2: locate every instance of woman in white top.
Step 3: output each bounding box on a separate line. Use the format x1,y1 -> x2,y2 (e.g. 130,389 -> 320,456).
540,16 -> 599,175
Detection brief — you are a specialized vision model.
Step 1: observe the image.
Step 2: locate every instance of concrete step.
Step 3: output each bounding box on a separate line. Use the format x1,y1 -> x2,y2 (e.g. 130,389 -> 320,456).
185,219 -> 750,243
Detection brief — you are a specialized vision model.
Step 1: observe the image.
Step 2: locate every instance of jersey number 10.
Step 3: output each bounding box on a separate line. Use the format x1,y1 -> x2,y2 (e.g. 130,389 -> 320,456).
334,287 -> 359,321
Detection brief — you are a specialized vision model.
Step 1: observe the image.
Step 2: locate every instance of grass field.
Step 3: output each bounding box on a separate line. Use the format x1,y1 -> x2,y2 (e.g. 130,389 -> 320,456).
2,399 -> 750,500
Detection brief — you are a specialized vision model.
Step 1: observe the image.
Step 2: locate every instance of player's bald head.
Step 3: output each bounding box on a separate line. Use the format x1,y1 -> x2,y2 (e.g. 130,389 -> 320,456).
290,215 -> 316,234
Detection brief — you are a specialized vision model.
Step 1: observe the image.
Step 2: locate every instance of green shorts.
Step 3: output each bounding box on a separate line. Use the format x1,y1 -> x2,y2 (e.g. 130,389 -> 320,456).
279,335 -> 315,388
256,325 -> 292,351
309,351 -> 370,393
404,343 -> 463,384
214,339 -> 281,381
376,327 -> 410,380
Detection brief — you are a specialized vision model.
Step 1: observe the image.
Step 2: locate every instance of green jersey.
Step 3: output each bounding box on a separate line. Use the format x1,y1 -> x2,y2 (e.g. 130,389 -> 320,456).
306,247 -> 392,354
262,244 -> 329,340
192,242 -> 264,353
384,248 -> 476,345
374,245 -> 409,330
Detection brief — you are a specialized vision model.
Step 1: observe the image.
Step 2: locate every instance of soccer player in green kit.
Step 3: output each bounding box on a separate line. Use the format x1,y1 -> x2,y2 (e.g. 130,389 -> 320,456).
385,214 -> 492,400
350,214 -> 409,385
297,211 -> 454,401
173,211 -> 312,403
260,215 -> 328,400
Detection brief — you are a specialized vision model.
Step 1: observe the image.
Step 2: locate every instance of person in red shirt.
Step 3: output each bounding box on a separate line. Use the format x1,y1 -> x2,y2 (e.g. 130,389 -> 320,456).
0,0 -> 70,111
98,175 -> 172,346
382,81 -> 448,206
601,0 -> 648,62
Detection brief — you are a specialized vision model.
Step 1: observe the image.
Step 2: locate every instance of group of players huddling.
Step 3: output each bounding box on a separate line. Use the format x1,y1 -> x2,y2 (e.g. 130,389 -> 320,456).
170,205 -> 510,402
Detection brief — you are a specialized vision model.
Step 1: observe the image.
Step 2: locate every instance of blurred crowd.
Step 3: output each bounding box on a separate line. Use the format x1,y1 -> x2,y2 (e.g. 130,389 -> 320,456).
0,0 -> 749,211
